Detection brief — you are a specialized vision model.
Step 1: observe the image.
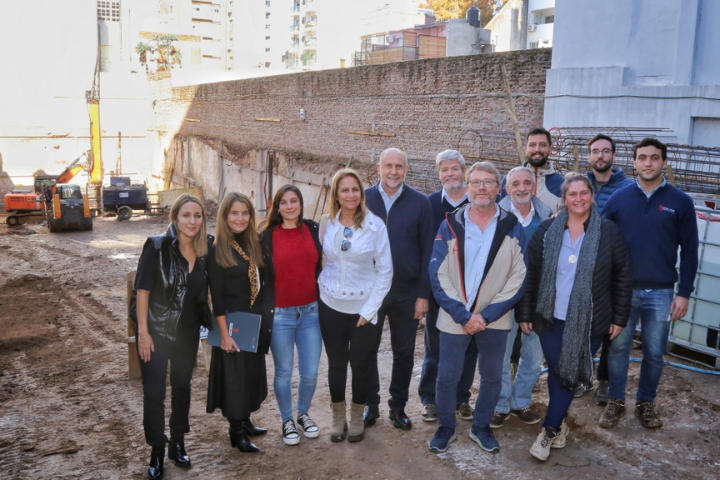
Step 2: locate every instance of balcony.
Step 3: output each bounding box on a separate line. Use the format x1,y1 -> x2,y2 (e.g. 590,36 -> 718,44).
302,38 -> 317,50
305,0 -> 316,13
290,24 -> 299,32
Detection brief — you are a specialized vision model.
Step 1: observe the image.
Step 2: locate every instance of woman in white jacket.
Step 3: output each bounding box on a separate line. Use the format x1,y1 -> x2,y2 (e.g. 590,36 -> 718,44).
317,168 -> 393,444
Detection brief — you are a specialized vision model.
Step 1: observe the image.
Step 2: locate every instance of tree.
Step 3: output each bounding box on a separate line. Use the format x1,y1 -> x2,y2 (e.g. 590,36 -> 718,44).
134,34 -> 181,72
422,0 -> 508,27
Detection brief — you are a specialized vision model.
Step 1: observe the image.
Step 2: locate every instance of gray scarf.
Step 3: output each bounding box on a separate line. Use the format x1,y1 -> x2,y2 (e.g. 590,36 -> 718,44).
536,206 -> 602,388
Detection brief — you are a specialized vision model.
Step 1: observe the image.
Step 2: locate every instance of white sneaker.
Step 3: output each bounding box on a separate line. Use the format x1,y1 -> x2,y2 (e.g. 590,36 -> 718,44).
530,427 -> 557,461
551,420 -> 570,449
282,419 -> 300,445
297,413 -> 320,438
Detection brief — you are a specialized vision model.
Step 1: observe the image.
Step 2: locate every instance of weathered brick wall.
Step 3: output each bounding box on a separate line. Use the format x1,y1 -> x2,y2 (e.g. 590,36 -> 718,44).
161,49 -> 551,192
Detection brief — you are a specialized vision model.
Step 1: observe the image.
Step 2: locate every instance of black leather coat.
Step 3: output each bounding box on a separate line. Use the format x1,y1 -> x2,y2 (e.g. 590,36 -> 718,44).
130,224 -> 214,342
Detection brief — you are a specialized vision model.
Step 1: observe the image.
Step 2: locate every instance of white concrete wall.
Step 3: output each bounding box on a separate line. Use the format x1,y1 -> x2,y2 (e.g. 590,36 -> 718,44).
545,0 -> 720,146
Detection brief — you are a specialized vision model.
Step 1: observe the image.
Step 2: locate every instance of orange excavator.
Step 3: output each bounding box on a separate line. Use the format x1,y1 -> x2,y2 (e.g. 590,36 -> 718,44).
4,48 -> 103,229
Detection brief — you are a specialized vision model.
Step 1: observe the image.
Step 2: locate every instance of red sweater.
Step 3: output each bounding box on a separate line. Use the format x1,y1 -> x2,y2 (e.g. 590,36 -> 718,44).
272,224 -> 319,308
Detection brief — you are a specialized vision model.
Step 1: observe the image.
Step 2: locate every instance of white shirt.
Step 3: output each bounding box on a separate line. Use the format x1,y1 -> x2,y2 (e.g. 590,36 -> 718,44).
441,187 -> 468,208
510,202 -> 536,227
463,205 -> 499,310
318,211 -> 393,323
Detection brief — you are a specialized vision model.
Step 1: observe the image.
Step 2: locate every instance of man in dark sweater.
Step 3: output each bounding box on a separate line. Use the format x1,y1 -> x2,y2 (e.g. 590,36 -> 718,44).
600,138 -> 699,430
364,148 -> 435,430
419,150 -> 478,423
580,133 -> 634,403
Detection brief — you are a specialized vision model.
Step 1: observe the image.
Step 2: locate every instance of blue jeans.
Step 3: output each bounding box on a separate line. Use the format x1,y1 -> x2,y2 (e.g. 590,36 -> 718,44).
418,298 -> 477,406
608,289 -> 673,403
539,319 -> 603,430
495,315 -> 543,414
270,301 -> 322,422
436,329 -> 507,430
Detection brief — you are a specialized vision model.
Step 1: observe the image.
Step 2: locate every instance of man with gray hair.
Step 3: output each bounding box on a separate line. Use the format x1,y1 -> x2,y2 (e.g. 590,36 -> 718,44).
364,147 -> 435,430
418,149 -> 478,423
429,161 -> 527,454
490,166 -> 552,429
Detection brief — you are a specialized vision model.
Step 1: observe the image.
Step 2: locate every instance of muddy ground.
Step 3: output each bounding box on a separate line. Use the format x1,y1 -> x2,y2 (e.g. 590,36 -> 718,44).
0,215 -> 718,480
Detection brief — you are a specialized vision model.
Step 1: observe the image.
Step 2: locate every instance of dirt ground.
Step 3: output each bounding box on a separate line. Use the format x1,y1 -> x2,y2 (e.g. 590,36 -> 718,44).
0,215 -> 719,480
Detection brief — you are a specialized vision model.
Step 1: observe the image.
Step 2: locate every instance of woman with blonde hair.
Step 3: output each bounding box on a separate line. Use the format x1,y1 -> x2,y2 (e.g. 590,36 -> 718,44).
206,193 -> 271,453
130,194 -> 213,479
317,168 -> 393,443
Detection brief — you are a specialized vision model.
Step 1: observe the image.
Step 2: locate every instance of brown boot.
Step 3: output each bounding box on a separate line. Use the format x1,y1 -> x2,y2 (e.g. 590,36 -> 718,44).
635,400 -> 663,428
330,401 -> 347,442
348,402 -> 365,443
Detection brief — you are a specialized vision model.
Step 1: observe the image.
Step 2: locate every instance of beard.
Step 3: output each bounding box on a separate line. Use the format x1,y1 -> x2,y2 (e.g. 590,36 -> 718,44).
593,161 -> 613,173
526,152 -> 549,168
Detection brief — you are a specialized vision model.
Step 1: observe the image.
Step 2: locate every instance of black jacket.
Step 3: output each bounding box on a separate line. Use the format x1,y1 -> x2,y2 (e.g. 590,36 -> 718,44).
516,217 -> 633,337
130,224 -> 214,341
260,219 -> 323,316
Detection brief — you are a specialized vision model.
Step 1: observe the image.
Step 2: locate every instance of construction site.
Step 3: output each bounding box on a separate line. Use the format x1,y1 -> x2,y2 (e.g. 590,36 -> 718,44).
2,1 -> 720,478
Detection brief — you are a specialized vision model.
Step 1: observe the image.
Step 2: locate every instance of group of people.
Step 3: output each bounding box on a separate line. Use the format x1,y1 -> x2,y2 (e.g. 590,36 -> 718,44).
130,127 -> 698,478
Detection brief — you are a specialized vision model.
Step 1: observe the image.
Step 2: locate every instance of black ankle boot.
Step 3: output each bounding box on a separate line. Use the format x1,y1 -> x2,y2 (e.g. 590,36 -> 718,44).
229,419 -> 259,453
147,446 -> 164,479
168,436 -> 191,468
241,418 -> 267,436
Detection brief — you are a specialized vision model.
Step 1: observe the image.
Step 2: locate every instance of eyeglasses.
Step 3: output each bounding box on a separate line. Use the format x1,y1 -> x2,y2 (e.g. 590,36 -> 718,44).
590,148 -> 613,156
468,179 -> 498,189
341,227 -> 353,252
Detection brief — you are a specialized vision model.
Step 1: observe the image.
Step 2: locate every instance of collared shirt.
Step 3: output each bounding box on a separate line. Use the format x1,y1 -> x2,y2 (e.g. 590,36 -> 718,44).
441,187 -> 468,208
636,177 -> 667,199
554,229 -> 585,320
463,205 -> 499,310
510,201 -> 536,227
378,181 -> 404,213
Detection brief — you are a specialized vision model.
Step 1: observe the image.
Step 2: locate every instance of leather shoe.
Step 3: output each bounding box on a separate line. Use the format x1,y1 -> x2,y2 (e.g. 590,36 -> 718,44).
230,429 -> 259,453
168,437 -> 191,468
241,419 -> 267,436
389,409 -> 412,430
147,446 -> 164,479
363,405 -> 380,427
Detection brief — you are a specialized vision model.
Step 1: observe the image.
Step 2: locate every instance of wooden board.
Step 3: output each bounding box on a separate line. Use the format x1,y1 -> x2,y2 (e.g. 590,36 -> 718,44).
158,187 -> 205,209
419,35 -> 446,59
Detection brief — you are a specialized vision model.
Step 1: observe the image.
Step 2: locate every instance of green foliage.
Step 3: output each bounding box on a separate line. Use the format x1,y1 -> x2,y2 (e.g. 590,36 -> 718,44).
135,34 -> 181,70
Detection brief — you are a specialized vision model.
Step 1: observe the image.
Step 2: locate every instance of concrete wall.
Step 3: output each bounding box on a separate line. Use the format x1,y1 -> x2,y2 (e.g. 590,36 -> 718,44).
165,49 -> 551,173
545,0 -> 720,146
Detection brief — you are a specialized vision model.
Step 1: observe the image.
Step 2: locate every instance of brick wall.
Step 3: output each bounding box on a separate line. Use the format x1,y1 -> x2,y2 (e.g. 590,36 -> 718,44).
160,49 -> 551,192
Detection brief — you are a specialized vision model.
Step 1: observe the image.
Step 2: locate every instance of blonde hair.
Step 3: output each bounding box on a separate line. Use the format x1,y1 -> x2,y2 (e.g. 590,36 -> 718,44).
214,193 -> 264,269
169,194 -> 208,257
325,168 -> 366,229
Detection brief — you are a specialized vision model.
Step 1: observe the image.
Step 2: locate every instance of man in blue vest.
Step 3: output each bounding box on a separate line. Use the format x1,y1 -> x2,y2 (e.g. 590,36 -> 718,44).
364,147 -> 435,430
491,166 -> 551,429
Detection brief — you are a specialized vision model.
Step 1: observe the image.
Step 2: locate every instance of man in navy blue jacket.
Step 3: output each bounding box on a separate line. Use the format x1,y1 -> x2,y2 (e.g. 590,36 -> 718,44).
419,150 -> 477,424
600,138 -> 698,430
579,133 -> 634,404
364,147 -> 435,430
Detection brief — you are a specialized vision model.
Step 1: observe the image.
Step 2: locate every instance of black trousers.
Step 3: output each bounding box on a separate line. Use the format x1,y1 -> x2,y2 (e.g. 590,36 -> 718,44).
318,299 -> 379,405
367,292 -> 418,411
138,329 -> 199,448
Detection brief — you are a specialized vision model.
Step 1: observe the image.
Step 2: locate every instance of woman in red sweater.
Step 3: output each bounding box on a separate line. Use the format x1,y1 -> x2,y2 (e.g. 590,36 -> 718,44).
260,184 -> 324,445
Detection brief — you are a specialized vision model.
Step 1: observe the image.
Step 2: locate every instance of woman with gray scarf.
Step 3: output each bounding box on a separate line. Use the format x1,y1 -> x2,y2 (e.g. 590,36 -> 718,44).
516,174 -> 633,462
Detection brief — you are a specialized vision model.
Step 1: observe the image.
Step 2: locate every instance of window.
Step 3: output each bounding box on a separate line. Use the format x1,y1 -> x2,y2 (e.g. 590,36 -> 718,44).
266,24 -> 271,29
265,62 -> 271,68
545,15 -> 554,24
265,48 -> 270,52
266,1 -> 271,6
266,36 -> 270,40
266,12 -> 270,19
529,41 -> 539,49
97,1 -> 120,21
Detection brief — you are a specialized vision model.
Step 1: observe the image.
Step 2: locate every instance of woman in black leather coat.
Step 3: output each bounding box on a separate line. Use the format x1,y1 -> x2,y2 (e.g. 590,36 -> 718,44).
131,194 -> 213,480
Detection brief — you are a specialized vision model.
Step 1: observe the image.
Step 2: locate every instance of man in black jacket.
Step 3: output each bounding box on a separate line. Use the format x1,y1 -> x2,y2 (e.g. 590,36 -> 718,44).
364,147 -> 435,430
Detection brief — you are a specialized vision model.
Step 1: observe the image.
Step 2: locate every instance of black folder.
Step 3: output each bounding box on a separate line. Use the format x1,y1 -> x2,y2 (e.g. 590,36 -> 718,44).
206,311 -> 262,353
